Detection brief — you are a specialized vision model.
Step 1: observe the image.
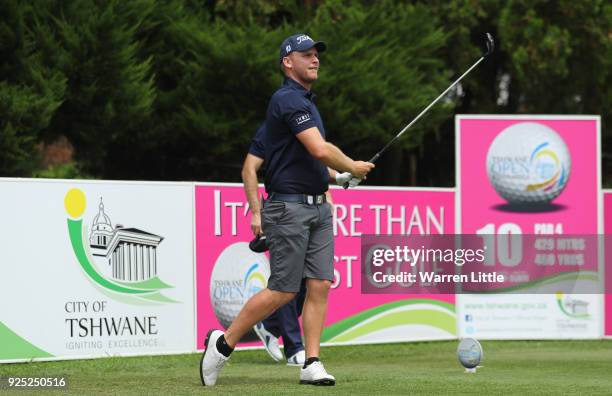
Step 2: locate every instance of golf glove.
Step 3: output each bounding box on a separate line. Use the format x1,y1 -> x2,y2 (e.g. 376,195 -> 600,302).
336,172 -> 362,188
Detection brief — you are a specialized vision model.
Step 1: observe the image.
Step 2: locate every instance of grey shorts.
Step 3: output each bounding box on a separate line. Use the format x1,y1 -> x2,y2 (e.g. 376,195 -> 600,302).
261,200 -> 334,293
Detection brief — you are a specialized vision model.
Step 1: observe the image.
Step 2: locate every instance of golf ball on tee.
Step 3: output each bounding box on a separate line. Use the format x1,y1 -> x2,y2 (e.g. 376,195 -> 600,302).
457,338 -> 483,369
486,122 -> 571,204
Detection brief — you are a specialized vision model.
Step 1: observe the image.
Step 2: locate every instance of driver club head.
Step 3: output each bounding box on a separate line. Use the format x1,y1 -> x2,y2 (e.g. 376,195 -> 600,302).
249,234 -> 269,253
484,32 -> 495,57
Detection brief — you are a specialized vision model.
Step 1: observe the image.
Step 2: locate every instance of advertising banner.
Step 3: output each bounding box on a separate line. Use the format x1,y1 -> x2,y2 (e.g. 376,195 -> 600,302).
455,116 -> 602,339
605,190 -> 612,337
0,179 -> 195,363
195,184 -> 456,350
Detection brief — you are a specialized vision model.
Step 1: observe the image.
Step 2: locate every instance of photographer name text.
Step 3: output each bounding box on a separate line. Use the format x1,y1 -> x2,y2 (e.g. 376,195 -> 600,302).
372,271 -> 505,284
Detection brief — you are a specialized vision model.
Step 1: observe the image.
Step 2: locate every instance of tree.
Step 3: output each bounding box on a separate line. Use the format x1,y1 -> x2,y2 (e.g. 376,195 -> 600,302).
120,3 -> 286,181
29,0 -> 156,176
0,1 -> 65,176
309,0 -> 451,185
1,0 -> 608,185
498,0 -> 612,184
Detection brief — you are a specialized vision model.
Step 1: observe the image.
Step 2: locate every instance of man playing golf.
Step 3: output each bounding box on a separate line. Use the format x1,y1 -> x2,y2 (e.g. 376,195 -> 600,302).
244,123 -> 359,367
200,33 -> 374,386
243,123 -> 308,367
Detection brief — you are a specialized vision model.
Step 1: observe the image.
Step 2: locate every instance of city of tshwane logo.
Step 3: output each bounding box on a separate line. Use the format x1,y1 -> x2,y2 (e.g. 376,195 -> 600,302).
64,188 -> 176,304
555,292 -> 589,319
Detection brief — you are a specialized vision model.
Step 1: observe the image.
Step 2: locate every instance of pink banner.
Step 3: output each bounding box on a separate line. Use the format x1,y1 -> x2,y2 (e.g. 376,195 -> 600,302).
457,116 -> 603,339
605,192 -> 612,336
458,117 -> 600,235
195,184 -> 455,349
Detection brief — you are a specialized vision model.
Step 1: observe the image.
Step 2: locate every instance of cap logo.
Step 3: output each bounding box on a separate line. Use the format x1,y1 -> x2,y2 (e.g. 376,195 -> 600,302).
285,45 -> 291,53
296,35 -> 313,44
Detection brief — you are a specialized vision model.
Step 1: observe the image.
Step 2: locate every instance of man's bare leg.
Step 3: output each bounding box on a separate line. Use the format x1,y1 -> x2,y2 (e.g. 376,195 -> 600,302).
302,278 -> 331,358
224,288 -> 296,348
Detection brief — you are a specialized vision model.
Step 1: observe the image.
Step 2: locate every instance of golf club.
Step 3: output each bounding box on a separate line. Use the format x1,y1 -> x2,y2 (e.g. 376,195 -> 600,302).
344,33 -> 495,189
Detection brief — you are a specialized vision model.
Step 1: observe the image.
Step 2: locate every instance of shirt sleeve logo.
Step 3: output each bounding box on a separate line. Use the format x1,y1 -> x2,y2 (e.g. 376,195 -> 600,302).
295,114 -> 312,125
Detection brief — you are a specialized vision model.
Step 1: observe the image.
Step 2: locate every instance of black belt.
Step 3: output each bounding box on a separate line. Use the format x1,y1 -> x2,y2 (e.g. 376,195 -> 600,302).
268,192 -> 326,205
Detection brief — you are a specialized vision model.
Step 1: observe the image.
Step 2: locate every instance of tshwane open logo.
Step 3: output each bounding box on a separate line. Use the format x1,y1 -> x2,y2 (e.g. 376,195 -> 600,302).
64,188 -> 177,304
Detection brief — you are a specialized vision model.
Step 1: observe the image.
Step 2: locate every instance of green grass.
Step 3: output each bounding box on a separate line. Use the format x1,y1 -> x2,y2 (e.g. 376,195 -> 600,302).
1,340 -> 612,395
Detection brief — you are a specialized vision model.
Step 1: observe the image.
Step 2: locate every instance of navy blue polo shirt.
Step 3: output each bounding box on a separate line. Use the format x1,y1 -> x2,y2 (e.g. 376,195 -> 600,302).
264,78 -> 328,194
249,123 -> 265,159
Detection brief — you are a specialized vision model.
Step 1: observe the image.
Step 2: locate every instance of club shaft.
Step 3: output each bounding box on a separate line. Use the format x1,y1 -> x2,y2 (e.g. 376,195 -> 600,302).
369,55 -> 485,163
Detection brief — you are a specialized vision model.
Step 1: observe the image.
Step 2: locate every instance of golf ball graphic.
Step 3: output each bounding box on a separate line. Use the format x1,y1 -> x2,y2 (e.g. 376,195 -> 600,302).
210,242 -> 270,333
486,122 -> 571,204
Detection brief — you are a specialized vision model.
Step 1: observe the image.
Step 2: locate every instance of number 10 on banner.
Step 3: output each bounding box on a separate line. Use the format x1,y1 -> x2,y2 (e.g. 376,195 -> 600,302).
476,223 -> 523,267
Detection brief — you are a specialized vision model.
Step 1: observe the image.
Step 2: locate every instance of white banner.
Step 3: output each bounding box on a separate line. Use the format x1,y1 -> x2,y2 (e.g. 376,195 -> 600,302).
457,294 -> 602,339
0,179 -> 195,362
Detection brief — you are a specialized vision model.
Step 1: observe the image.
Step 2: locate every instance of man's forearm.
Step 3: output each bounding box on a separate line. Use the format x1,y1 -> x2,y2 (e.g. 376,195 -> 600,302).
320,143 -> 354,173
242,169 -> 261,215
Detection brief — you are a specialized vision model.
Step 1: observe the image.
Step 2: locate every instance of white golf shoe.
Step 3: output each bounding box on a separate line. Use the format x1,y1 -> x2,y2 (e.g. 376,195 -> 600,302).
299,361 -> 336,386
286,350 -> 305,366
199,330 -> 230,386
253,322 -> 284,362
